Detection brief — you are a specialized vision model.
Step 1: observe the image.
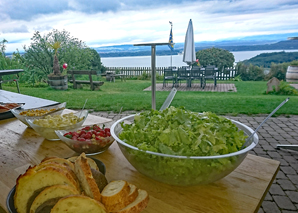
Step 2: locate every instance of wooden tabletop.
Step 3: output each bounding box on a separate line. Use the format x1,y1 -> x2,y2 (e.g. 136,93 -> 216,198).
0,112 -> 280,213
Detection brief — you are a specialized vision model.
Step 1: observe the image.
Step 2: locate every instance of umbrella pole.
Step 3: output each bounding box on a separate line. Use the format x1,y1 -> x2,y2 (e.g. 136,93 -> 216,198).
151,45 -> 156,110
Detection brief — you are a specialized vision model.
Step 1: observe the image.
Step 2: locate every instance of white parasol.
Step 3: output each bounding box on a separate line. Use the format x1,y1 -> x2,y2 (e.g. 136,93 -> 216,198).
183,19 -> 196,66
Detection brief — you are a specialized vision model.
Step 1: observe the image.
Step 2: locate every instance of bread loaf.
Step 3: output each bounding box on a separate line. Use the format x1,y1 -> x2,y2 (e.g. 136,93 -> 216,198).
29,184 -> 80,213
74,153 -> 101,201
14,166 -> 80,213
50,195 -> 107,213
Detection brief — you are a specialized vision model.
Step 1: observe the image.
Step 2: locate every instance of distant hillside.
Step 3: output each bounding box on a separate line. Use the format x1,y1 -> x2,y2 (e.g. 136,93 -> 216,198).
242,51 -> 298,67
96,40 -> 298,57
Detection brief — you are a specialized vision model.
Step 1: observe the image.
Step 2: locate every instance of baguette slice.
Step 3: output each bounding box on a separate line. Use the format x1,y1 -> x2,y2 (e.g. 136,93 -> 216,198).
101,180 -> 130,208
30,184 -> 80,213
50,195 -> 107,213
41,157 -> 74,170
104,183 -> 139,212
34,162 -> 78,184
113,189 -> 149,213
68,156 -> 99,171
74,153 -> 101,201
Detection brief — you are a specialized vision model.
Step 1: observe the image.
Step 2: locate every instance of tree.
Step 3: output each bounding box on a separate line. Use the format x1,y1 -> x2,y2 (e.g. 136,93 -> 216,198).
196,47 -> 235,70
22,29 -> 101,81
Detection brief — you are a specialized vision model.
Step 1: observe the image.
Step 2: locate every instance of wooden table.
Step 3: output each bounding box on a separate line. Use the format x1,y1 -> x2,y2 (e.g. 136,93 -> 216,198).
0,114 -> 280,213
0,70 -> 24,93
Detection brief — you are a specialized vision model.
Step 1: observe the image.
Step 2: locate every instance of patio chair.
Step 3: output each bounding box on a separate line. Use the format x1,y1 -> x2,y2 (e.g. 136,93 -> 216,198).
190,66 -> 204,88
202,66 -> 217,89
176,67 -> 191,87
163,68 -> 176,88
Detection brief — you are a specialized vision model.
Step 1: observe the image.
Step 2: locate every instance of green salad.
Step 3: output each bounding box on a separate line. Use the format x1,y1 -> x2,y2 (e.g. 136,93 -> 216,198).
119,106 -> 247,157
118,106 -> 249,185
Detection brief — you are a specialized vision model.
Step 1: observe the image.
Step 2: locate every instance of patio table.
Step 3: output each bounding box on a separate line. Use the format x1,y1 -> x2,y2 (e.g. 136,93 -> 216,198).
0,109 -> 280,212
0,70 -> 24,93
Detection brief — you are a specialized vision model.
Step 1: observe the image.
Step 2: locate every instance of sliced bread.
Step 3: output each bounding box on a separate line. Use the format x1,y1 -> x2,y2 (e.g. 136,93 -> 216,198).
104,183 -> 139,212
29,184 -> 80,213
50,195 -> 107,213
113,189 -> 149,213
14,166 -> 80,213
74,153 -> 101,201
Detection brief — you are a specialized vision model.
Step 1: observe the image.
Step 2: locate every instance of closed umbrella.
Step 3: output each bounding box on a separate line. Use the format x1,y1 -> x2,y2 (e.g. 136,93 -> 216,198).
183,19 -> 196,66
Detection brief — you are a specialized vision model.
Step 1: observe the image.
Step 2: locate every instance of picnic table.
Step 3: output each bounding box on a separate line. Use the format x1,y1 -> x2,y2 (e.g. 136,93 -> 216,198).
0,69 -> 24,93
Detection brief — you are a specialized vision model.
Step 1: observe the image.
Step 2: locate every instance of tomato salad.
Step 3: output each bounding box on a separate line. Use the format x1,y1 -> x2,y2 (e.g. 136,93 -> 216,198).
63,124 -> 114,154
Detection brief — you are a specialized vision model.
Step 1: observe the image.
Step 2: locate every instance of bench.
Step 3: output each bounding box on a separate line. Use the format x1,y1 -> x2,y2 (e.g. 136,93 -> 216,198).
103,71 -> 126,82
67,70 -> 104,90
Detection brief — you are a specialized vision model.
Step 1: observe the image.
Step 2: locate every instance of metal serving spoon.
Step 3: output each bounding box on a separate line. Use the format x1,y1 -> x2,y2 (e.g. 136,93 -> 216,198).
241,97 -> 290,149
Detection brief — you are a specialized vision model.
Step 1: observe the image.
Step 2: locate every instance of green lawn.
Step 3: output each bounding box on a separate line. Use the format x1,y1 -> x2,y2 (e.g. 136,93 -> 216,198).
2,80 -> 297,115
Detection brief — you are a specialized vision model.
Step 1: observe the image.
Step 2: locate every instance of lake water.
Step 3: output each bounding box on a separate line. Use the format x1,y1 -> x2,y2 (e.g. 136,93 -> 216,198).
101,49 -> 298,67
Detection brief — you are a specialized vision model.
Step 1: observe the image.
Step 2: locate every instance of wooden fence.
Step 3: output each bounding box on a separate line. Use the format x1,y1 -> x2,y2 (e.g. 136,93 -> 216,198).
105,67 -> 238,80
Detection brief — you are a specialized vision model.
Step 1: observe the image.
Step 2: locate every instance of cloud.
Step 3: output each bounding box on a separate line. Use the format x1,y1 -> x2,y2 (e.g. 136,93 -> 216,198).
0,0 -> 196,21
2,25 -> 29,33
1,0 -> 298,53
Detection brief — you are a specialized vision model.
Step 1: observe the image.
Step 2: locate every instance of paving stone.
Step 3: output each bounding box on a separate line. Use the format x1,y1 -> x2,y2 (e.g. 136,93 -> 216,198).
257,208 -> 264,213
280,166 -> 297,175
276,171 -> 287,179
273,196 -> 296,210
276,179 -> 297,190
285,191 -> 298,203
287,175 -> 298,185
269,184 -> 286,195
261,201 -> 281,213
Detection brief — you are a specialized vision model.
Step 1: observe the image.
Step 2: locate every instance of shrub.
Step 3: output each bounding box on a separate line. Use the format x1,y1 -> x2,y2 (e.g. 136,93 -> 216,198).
236,62 -> 265,81
196,47 -> 234,70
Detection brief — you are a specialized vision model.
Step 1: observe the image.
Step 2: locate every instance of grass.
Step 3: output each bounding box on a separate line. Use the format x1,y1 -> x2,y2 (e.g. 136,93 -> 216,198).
2,79 -> 298,115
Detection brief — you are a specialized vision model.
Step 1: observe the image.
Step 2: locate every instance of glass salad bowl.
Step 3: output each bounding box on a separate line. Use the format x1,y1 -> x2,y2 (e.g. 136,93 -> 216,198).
26,110 -> 88,141
111,109 -> 259,186
11,102 -> 66,127
55,124 -> 115,155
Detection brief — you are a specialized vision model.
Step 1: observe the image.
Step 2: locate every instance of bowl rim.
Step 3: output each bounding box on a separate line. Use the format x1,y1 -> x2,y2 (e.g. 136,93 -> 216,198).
110,114 -> 259,159
25,109 -> 88,130
11,102 -> 67,118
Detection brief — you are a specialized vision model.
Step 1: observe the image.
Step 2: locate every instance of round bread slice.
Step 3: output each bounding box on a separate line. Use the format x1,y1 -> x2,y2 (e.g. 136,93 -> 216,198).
114,189 -> 149,213
104,183 -> 139,212
30,184 -> 80,213
14,166 -> 80,213
74,154 -> 101,201
41,157 -> 74,170
101,180 -> 130,208
50,195 -> 107,213
68,156 -> 99,171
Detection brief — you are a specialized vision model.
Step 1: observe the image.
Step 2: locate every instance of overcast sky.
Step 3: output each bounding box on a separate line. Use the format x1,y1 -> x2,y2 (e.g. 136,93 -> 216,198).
1,0 -> 298,53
